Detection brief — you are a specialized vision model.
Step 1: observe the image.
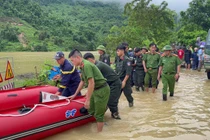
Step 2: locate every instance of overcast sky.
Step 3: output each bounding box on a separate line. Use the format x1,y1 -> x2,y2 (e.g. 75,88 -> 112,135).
98,0 -> 192,12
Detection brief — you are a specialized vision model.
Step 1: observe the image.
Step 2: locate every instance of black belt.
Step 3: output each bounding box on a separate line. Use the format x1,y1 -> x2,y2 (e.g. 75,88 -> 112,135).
163,72 -> 175,75
94,83 -> 108,90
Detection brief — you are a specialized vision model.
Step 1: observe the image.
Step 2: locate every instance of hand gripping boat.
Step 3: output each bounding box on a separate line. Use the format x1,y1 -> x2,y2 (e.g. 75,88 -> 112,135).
0,86 -> 95,140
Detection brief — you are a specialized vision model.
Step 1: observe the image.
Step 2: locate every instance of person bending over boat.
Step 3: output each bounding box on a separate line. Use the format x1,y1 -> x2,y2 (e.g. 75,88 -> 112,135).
68,49 -> 110,132
83,52 -> 122,120
53,51 -> 81,97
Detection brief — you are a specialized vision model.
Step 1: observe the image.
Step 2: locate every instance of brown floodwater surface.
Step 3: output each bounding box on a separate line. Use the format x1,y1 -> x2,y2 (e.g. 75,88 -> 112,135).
44,69 -> 210,140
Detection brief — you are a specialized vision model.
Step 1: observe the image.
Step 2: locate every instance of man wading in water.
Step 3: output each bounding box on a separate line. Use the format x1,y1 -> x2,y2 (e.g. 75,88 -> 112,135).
69,49 -> 110,132
158,45 -> 181,101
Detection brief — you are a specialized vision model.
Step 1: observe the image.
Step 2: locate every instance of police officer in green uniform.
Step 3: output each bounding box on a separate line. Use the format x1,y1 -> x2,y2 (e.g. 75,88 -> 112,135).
83,53 -> 122,119
115,45 -> 134,107
133,48 -> 145,91
69,49 -> 110,132
158,45 -> 181,101
143,43 -> 160,93
96,45 -> 111,66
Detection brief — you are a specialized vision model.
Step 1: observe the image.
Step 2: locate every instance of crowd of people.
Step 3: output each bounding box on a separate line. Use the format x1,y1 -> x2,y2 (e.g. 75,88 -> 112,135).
52,42 -> 205,132
173,44 -> 205,71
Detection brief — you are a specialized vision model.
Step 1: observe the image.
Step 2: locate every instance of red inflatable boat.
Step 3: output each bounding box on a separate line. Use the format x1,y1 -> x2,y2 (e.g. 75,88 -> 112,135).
0,86 -> 95,140
0,85 -> 58,112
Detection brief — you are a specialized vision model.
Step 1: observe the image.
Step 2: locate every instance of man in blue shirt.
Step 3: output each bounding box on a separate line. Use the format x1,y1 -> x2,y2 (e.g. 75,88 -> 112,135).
197,46 -> 205,72
191,47 -> 199,70
54,52 -> 81,97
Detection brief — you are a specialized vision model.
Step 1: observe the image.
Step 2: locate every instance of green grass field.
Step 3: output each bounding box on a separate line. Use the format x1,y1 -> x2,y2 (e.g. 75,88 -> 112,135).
0,51 -> 99,75
0,51 -> 111,88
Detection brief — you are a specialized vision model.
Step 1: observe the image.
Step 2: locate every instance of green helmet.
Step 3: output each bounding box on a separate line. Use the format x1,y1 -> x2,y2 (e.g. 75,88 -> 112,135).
96,45 -> 106,52
163,45 -> 172,51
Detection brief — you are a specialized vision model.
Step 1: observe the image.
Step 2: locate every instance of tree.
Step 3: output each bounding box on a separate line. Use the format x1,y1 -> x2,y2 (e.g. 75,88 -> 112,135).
124,0 -> 175,46
177,23 -> 207,46
180,0 -> 210,31
106,0 -> 176,53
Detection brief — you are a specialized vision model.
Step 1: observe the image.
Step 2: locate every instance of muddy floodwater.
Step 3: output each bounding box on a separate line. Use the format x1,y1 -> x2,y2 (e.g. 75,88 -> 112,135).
44,70 -> 210,140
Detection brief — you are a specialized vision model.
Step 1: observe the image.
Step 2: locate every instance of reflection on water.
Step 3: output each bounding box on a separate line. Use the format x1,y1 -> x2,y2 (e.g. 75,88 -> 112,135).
44,70 -> 210,140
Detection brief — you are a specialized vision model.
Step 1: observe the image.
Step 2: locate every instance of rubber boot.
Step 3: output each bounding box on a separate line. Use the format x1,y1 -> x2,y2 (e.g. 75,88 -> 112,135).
170,92 -> 174,97
163,94 -> 167,101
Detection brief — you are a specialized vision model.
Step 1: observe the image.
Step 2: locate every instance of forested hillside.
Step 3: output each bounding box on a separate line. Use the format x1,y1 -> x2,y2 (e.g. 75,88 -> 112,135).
0,0 -> 124,51
0,0 -> 209,52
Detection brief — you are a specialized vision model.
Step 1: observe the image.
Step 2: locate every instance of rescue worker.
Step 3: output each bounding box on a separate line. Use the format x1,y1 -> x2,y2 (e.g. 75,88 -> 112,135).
69,49 -> 110,132
83,53 -> 122,119
191,47 -> 199,70
143,43 -> 160,93
133,48 -> 145,91
141,47 -> 148,54
96,45 -> 111,66
115,45 -> 134,107
128,48 -> 134,57
184,46 -> 192,70
158,45 -> 181,101
53,52 -> 81,97
122,42 -> 130,57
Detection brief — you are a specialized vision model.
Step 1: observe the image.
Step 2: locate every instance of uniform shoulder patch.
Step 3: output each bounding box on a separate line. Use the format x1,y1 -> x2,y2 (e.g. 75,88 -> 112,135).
127,61 -> 131,66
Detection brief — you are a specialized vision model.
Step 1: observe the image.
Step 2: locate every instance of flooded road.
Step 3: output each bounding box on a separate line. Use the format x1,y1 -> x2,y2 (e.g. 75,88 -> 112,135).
44,70 -> 210,140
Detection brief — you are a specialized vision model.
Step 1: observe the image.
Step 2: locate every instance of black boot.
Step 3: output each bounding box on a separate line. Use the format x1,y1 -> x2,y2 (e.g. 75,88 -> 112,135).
129,102 -> 133,107
141,86 -> 145,91
170,92 -> 174,97
111,112 -> 121,120
163,94 -> 167,101
135,87 -> 140,91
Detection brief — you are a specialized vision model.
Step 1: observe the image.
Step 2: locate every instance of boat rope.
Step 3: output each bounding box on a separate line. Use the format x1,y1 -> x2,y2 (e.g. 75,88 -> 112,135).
0,99 -> 71,117
71,100 -> 85,105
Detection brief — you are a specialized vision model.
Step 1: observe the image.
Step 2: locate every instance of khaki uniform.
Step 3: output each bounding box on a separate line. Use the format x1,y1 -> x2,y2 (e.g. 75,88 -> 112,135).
159,55 -> 181,95
143,52 -> 160,88
81,60 -> 110,122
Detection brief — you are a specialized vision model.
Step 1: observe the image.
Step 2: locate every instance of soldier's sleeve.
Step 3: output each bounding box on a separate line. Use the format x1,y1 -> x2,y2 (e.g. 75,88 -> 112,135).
158,57 -> 163,66
83,63 -> 94,80
125,59 -> 132,76
142,54 -> 147,61
176,56 -> 182,66
59,64 -> 75,92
